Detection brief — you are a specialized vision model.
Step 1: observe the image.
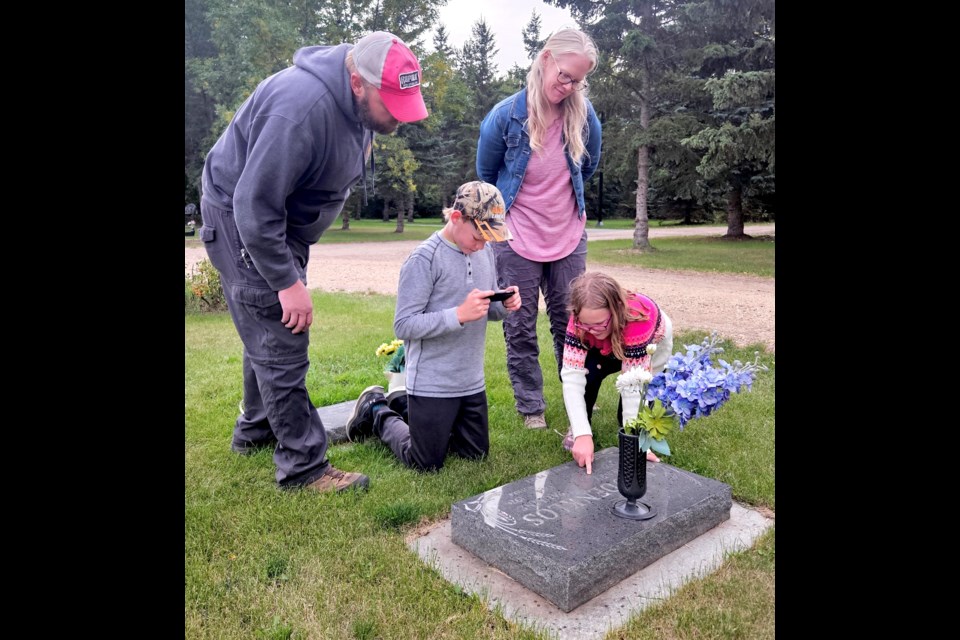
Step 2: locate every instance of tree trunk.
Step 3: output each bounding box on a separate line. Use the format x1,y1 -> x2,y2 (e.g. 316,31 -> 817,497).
597,165 -> 604,226
341,199 -> 353,230
631,2 -> 660,252
395,196 -> 406,233
382,199 -> 390,222
724,176 -> 750,239
632,90 -> 654,251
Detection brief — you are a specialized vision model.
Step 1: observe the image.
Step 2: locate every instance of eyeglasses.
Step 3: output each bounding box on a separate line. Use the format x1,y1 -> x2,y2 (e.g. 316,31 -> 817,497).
550,52 -> 587,91
574,313 -> 611,333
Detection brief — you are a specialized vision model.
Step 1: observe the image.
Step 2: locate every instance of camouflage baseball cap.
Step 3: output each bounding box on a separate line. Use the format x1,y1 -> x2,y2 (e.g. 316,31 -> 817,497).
452,181 -> 513,242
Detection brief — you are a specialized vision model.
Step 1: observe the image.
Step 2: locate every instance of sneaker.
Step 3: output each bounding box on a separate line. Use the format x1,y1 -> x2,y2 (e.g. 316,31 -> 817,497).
385,386 -> 406,406
385,387 -> 408,420
306,466 -> 370,493
345,385 -> 386,442
523,413 -> 548,430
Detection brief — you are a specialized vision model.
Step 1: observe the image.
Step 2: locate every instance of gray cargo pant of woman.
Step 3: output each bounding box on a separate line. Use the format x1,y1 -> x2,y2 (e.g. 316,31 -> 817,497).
492,231 -> 587,417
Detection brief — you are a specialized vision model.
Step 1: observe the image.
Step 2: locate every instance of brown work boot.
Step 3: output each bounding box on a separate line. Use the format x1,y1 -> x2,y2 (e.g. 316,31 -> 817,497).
306,466 -> 370,493
523,413 -> 548,430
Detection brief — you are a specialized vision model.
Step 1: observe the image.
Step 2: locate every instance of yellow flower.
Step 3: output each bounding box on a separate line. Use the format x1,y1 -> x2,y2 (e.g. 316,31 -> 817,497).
376,339 -> 403,357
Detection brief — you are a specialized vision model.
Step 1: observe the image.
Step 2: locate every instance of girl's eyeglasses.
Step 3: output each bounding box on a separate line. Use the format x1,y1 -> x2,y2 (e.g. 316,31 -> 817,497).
574,314 -> 611,333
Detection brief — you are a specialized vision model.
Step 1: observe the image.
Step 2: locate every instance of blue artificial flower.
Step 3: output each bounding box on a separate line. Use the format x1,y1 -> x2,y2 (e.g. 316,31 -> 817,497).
619,333 -> 767,454
646,333 -> 767,430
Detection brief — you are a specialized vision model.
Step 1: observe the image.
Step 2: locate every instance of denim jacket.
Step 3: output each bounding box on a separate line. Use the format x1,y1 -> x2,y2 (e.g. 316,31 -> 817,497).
476,89 -> 602,218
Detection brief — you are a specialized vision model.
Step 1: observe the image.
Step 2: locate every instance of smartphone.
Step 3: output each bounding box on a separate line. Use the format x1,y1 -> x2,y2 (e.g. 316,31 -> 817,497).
487,290 -> 515,302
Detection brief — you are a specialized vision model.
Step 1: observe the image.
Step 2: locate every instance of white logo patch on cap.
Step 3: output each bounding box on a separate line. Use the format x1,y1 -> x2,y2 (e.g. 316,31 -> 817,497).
398,71 -> 420,89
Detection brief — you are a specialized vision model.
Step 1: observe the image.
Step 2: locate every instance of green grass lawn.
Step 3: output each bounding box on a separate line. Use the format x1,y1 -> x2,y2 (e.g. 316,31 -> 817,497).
583,218 -> 706,230
312,219 -> 444,243
588,236 -> 775,277
185,218 -> 445,248
186,292 -> 775,639
186,219 -> 774,279
185,216 -> 762,247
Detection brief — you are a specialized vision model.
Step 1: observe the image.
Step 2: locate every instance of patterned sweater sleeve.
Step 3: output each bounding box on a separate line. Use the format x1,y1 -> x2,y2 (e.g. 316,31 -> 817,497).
560,315 -> 593,439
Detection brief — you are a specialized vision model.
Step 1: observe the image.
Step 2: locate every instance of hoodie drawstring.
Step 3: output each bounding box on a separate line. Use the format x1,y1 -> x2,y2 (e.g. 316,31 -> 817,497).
362,131 -> 376,205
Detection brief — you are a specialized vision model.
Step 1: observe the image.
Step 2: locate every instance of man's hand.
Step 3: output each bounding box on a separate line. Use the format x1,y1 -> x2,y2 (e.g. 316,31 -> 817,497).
278,280 -> 313,334
571,434 -> 595,475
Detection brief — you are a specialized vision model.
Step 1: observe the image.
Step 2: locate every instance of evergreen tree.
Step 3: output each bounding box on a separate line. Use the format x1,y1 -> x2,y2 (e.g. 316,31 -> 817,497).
455,19 -> 507,183
433,24 -> 452,58
401,46 -> 472,213
522,10 -> 546,61
680,0 -> 775,237
364,0 -> 441,44
185,0 -> 301,206
547,0 -> 775,245
548,0 -> 692,250
312,0 -> 370,44
459,19 -> 501,123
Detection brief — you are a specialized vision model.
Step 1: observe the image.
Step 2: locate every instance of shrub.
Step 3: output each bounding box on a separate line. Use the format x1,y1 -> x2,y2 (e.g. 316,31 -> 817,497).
185,258 -> 227,312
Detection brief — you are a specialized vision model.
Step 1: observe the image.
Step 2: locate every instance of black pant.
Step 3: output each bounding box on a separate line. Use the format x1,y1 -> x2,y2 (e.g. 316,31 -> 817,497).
374,392 -> 489,472
583,348 -> 625,427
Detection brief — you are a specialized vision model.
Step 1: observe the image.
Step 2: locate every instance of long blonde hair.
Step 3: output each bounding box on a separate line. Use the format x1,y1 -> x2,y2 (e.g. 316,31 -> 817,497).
568,272 -> 648,361
525,28 -> 598,165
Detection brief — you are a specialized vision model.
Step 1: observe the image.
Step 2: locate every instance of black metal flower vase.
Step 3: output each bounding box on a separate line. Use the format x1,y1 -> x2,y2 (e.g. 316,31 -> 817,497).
613,429 -> 657,520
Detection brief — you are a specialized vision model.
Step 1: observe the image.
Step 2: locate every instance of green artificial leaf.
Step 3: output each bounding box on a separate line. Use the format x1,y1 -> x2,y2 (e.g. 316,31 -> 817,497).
649,438 -> 671,456
389,344 -> 406,373
637,430 -> 650,452
638,399 -> 676,440
623,416 -> 643,436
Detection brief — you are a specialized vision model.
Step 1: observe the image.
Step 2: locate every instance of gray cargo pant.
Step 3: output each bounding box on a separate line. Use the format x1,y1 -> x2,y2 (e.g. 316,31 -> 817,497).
492,232 -> 587,416
199,201 -> 329,488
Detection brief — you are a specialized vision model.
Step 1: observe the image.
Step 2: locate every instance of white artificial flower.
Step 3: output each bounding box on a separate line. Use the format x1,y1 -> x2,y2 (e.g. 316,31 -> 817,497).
615,366 -> 653,394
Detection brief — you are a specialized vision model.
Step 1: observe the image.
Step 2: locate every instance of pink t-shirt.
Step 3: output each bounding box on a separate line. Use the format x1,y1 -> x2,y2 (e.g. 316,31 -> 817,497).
506,118 -> 585,261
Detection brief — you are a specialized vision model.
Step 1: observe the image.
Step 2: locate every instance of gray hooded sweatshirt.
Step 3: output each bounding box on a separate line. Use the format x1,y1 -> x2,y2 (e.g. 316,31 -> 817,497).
201,44 -> 370,291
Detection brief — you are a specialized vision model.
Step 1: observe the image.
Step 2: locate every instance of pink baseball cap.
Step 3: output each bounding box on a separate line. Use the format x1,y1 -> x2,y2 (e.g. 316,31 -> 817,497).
353,31 -> 428,123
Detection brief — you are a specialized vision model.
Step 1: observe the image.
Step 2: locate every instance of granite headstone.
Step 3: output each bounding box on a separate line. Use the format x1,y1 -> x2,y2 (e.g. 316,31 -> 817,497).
451,447 -> 732,612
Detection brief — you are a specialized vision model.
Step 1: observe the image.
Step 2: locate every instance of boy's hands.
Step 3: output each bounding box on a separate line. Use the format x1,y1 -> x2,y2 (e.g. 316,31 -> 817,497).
457,289 -> 492,324
500,285 -> 521,312
457,286 -> 522,324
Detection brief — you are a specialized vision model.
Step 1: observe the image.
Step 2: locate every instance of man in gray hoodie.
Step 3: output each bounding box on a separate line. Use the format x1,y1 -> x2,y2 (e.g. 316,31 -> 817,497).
199,32 -> 428,493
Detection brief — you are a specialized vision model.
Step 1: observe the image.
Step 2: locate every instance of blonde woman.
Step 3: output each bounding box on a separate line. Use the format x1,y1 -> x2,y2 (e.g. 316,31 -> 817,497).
476,28 -> 602,431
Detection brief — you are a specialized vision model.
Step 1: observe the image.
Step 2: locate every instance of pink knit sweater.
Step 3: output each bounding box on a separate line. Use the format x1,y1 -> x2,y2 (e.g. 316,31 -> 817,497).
560,293 -> 673,439
562,293 -> 668,374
